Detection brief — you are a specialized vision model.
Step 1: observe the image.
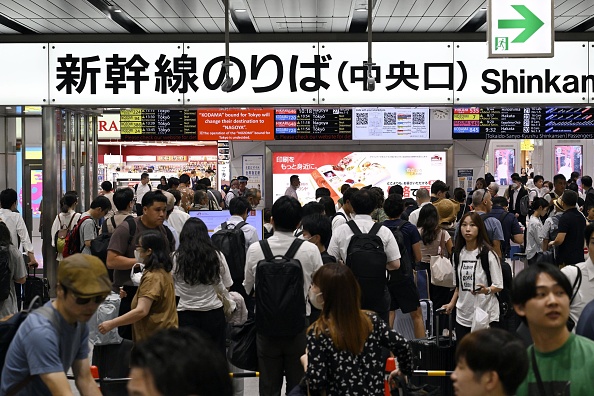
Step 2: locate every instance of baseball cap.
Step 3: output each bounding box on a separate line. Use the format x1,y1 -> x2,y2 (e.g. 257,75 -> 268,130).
237,176 -> 249,182
58,254 -> 111,298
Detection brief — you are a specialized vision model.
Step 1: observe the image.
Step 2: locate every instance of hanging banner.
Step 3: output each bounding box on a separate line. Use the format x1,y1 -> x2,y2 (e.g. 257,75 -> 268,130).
242,155 -> 263,191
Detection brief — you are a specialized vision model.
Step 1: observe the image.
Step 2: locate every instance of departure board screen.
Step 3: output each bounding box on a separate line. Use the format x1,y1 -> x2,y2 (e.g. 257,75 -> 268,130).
274,108 -> 352,140
120,109 -> 197,141
452,107 -> 594,140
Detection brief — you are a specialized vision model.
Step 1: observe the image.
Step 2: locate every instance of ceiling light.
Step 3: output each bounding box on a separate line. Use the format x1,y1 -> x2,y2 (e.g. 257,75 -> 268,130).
235,9 -> 247,12
355,8 -> 367,12
480,7 -> 487,11
113,9 -> 122,13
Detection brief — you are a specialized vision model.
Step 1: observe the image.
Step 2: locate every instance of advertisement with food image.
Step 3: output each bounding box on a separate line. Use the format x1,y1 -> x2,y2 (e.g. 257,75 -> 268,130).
272,152 -> 447,204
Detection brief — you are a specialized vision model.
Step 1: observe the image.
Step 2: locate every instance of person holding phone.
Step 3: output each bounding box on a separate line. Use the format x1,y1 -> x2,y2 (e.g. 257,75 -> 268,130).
442,212 -> 503,341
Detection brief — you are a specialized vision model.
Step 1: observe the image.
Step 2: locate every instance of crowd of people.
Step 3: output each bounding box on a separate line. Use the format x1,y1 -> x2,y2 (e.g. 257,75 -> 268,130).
2,169 -> 594,395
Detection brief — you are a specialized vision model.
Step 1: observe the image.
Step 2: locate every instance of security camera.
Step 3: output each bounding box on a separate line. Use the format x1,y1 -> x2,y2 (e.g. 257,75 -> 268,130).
367,76 -> 375,92
221,76 -> 234,92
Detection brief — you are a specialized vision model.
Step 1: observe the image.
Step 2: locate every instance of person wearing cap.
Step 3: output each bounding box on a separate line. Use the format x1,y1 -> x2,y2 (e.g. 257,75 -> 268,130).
0,254 -> 110,396
237,175 -> 248,197
435,197 -> 460,239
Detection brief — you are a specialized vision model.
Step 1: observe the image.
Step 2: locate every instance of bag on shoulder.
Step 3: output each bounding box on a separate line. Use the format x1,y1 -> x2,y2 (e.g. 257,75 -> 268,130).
211,221 -> 247,284
0,247 -> 11,302
255,239 -> 306,337
55,214 -> 77,255
345,221 -> 388,313
519,194 -> 530,216
90,216 -> 134,265
63,215 -> 92,258
384,221 -> 413,284
430,231 -> 455,288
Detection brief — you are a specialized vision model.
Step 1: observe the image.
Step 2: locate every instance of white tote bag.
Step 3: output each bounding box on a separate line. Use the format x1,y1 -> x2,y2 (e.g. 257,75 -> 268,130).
430,230 -> 455,288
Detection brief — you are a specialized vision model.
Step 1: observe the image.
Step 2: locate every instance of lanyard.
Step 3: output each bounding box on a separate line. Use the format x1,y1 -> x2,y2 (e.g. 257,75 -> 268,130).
531,347 -> 548,396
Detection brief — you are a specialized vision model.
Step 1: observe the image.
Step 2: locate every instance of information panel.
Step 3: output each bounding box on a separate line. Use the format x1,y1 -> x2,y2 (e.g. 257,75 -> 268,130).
353,108 -> 430,140
274,108 -> 352,140
120,109 -> 197,141
452,107 -> 594,139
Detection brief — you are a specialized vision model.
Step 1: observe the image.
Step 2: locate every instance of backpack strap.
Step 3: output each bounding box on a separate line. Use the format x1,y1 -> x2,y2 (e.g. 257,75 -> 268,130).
221,222 -> 229,230
479,248 -> 493,287
395,220 -> 409,231
126,216 -> 137,247
259,240 -> 274,261
285,238 -> 304,259
368,222 -> 383,237
570,266 -> 582,305
347,220 -> 362,235
235,221 -> 247,230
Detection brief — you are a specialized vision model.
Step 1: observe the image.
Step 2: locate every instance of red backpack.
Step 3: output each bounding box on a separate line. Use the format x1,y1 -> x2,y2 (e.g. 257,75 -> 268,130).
62,215 -> 91,258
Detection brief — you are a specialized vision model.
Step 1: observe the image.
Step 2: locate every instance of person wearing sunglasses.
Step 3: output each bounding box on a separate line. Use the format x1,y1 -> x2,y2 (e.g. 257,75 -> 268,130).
1,254 -> 111,396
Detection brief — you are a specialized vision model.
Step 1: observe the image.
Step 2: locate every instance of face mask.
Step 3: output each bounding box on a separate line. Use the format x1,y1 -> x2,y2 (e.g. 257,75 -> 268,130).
308,288 -> 323,310
134,250 -> 144,263
130,263 -> 145,286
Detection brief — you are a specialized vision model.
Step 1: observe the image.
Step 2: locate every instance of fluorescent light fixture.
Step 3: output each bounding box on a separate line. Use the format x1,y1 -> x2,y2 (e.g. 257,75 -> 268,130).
113,9 -> 122,12
355,7 -> 367,11
235,8 -> 247,12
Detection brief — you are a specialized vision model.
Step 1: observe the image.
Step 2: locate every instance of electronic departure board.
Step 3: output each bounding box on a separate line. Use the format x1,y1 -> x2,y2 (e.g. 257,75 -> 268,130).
120,109 -> 197,141
453,107 -> 594,140
274,108 -> 352,140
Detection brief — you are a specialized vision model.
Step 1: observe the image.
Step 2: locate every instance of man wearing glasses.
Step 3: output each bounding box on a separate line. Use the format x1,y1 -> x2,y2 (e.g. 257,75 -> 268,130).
1,254 -> 110,396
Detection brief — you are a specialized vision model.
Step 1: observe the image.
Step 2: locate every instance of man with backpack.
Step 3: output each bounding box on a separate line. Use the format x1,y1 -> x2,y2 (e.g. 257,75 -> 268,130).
134,173 -> 152,216
484,196 -> 524,260
382,194 -> 425,338
1,254 -> 110,395
331,187 -> 358,231
243,196 -> 323,396
75,196 -> 111,255
328,189 -> 401,323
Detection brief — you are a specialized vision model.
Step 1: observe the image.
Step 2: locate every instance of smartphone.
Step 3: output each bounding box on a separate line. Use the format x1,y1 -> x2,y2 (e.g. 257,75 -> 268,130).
435,307 -> 446,313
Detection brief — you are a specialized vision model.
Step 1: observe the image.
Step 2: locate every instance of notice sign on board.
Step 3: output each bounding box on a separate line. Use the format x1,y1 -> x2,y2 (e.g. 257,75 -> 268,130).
353,108 -> 429,140
197,109 -> 274,141
120,109 -> 197,141
274,108 -> 352,140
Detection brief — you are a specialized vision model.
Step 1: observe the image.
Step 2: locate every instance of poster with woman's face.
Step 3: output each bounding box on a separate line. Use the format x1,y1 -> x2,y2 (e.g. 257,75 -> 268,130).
555,146 -> 582,180
495,149 -> 515,185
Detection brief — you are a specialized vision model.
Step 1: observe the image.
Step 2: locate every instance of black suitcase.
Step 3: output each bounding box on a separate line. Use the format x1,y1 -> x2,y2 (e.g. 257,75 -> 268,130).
92,339 -> 134,396
23,267 -> 50,308
409,312 -> 456,396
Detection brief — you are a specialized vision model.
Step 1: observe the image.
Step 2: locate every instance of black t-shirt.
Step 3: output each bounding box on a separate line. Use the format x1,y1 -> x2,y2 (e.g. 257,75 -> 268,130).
557,208 -> 587,265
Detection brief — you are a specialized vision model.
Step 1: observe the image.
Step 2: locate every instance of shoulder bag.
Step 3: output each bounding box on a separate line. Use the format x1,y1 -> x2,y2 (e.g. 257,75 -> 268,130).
430,230 -> 455,288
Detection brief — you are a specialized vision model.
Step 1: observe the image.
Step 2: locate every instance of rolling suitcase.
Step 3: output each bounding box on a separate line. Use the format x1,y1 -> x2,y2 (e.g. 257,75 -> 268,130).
394,299 -> 433,339
23,267 -> 50,308
409,312 -> 456,396
92,339 -> 133,396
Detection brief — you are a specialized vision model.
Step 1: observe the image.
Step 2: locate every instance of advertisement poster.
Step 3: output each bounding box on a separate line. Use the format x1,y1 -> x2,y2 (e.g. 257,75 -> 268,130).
272,152 -> 447,203
242,155 -> 263,190
494,149 -> 515,185
555,146 -> 582,180
217,141 -> 230,190
456,169 -> 474,191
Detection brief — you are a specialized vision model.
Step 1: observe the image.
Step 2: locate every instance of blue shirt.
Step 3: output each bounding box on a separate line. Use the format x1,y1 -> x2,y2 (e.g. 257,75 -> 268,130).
383,219 -> 421,265
0,302 -> 89,396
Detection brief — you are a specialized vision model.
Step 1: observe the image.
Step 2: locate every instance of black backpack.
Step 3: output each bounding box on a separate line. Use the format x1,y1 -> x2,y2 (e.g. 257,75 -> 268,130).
255,239 -> 306,337
211,221 -> 247,284
90,216 -> 135,265
345,221 -> 388,313
0,248 -> 11,302
383,221 -> 413,284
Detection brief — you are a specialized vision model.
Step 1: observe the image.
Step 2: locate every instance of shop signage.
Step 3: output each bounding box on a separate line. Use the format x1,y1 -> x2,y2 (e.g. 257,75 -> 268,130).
126,155 -> 156,162
488,0 -> 553,58
156,155 -> 187,162
198,108 -> 274,141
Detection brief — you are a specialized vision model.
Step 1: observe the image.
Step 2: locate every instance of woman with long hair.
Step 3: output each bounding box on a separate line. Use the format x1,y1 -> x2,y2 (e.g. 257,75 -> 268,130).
442,212 -> 503,341
157,176 -> 169,191
172,218 -> 232,355
50,192 -> 79,261
98,230 -> 178,342
417,204 -> 453,309
0,221 -> 26,317
303,263 -> 412,395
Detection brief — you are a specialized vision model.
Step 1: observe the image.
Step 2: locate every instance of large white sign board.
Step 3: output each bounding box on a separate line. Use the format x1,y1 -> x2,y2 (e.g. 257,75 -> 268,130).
488,0 -> 554,58
0,44 -> 48,105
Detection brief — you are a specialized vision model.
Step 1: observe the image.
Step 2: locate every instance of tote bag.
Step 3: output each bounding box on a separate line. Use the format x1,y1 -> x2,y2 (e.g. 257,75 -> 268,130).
430,230 -> 455,288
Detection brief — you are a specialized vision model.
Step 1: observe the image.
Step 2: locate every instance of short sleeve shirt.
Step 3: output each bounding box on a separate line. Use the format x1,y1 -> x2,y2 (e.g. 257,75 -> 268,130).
178,185 -> 195,212
131,269 -> 178,343
0,245 -> 27,318
79,213 -> 97,255
383,219 -> 421,264
558,208 -> 587,265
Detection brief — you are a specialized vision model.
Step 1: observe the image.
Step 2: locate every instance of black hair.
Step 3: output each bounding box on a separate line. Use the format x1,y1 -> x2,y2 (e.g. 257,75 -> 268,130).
342,187 -> 359,205
195,183 -> 206,191
430,180 -> 449,195
383,194 -> 405,218
263,208 -> 272,223
290,175 -> 299,183
403,198 -> 417,209
567,183 -> 579,193
582,176 -> 593,188
511,174 -> 521,182
142,190 -> 168,208
561,189 -> 578,207
340,183 -> 350,194
0,222 -> 11,246
453,212 -> 493,255
388,185 -> 404,196
168,177 -> 180,188
198,177 -> 211,187
585,222 -> 594,245
318,196 -> 336,217
271,196 -> 302,232
160,176 -> 167,183
302,201 -> 325,217
553,174 -> 567,184
511,262 -> 572,307
455,328 -> 529,396
140,173 -> 149,180
315,187 -> 331,199
101,181 -> 113,191
530,197 -> 548,212
301,214 -> 333,248
474,178 -> 486,190
90,195 -> 111,211
169,189 -> 182,205
571,171 -> 580,181
350,189 -> 376,215
533,175 -> 544,184
130,327 -> 233,396
60,192 -> 78,213
179,174 -> 190,184
453,187 -> 466,203
174,218 -> 220,286
138,230 -> 173,272
229,196 -> 250,216
417,204 -> 439,245
0,189 -> 17,209
369,187 -> 385,209
113,188 -> 134,211
484,173 -> 495,185
492,196 -> 508,207
193,190 -> 207,206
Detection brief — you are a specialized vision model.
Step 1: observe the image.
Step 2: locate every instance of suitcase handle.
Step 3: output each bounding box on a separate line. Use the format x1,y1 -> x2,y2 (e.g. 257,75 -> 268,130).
434,311 -> 454,348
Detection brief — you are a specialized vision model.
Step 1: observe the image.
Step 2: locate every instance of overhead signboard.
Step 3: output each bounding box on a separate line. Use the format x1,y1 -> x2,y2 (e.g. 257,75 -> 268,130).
488,0 -> 553,58
274,108 -> 352,140
0,44 -> 48,105
119,109 -> 197,141
352,108 -> 429,140
197,108 -> 274,141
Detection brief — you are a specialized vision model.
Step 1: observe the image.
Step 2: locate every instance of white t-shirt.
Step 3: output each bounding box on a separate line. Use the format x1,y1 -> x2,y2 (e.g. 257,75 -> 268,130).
562,258 -> 594,327
526,215 -> 544,260
454,247 -> 503,327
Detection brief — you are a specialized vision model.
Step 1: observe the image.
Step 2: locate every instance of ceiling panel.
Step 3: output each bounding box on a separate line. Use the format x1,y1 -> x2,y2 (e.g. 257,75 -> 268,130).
317,0 -> 334,17
0,3 -> 28,19
394,0 -> 416,17
57,18 -> 97,33
443,16 -> 467,31
555,0 -> 585,15
92,17 -> 131,33
127,0 -> 161,18
457,0 -> 485,17
166,17 -> 193,32
180,17 -> 207,32
385,16 -> 405,31
11,18 -> 48,32
269,17 -> 287,32
399,16 -> 419,31
247,0 -> 269,18
410,0 -> 432,16
553,16 -> 573,28
425,0 -> 449,17
9,0 -> 58,18
148,17 -> 178,32
415,16 -> 438,32
147,0 -> 178,18
0,24 -> 19,33
333,0 -> 352,18
0,1 -> 43,18
201,0 -> 225,17
563,2 -> 594,16
59,0 -> 106,18
30,0 -> 74,18
376,0 -> 396,17
556,15 -> 591,30
263,0 -> 285,17
253,17 -> 274,32
181,0 -> 209,17
134,17 -> 165,32
198,16 -> 222,32
165,0 -> 193,17
112,0 -> 146,18
440,1 -> 467,17
300,0 -> 317,17
331,17 -> 348,31
282,0 -> 300,17
372,16 -> 390,31
427,16 -> 453,31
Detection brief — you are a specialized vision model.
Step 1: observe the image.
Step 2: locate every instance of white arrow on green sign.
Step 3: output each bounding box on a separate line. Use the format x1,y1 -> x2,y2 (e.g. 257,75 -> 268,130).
498,5 -> 544,43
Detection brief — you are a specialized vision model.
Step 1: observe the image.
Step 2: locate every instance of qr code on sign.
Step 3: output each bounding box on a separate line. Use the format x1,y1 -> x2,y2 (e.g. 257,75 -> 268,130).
384,112 -> 397,126
413,112 -> 425,125
356,112 -> 368,125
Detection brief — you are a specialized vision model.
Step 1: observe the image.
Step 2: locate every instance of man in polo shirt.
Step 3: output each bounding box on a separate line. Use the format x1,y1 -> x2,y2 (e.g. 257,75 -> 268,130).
549,190 -> 587,266
408,188 -> 431,227
284,175 -> 300,200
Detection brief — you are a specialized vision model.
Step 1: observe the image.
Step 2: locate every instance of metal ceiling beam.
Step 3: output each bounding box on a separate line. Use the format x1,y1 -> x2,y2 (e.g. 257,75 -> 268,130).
85,0 -> 146,33
0,14 -> 37,34
569,16 -> 594,32
458,9 -> 487,32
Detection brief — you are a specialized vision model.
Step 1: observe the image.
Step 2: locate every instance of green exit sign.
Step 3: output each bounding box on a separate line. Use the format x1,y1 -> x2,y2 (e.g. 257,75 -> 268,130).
488,0 -> 554,58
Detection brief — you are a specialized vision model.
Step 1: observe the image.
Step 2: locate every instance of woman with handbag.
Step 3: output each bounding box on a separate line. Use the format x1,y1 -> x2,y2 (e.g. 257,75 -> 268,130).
301,263 -> 413,396
98,230 -> 178,342
417,204 -> 454,311
442,212 -> 503,341
171,217 -> 233,356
